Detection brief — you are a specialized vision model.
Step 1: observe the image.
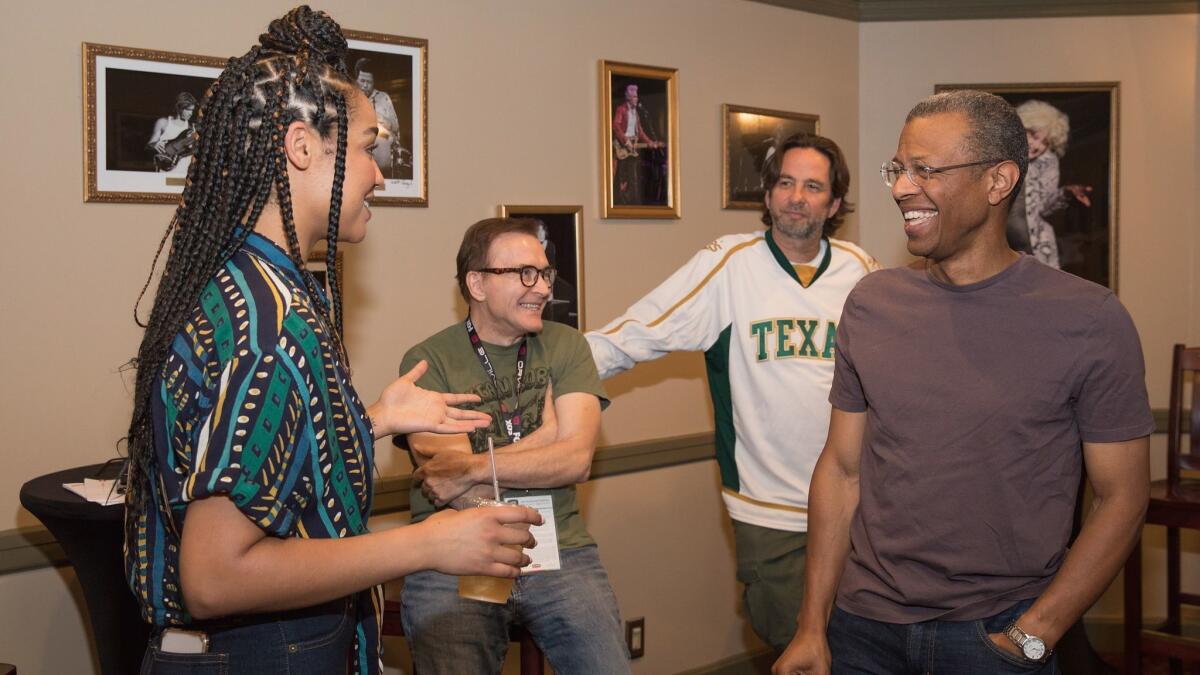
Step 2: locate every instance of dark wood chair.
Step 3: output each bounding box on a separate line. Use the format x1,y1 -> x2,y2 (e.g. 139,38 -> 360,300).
381,598 -> 545,675
1124,344 -> 1200,675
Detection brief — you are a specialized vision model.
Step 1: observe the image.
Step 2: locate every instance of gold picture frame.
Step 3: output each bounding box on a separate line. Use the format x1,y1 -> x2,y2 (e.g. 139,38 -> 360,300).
600,60 -> 680,219
306,246 -> 345,304
499,205 -> 585,330
83,42 -> 224,203
722,104 -> 819,210
936,82 -> 1120,291
344,29 -> 429,207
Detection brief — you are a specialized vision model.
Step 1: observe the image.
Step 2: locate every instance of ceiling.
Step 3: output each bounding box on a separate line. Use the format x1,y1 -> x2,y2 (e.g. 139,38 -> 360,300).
748,0 -> 1199,22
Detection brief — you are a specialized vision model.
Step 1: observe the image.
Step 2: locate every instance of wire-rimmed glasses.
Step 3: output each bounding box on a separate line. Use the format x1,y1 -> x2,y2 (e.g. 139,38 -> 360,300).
880,159 -> 1002,187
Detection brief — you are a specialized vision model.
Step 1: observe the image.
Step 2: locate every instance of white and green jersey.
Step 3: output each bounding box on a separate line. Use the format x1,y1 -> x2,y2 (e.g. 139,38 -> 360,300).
587,230 -> 879,532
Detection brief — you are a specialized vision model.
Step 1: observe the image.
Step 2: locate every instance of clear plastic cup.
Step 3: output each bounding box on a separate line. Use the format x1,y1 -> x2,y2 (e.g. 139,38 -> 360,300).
457,498 -> 530,604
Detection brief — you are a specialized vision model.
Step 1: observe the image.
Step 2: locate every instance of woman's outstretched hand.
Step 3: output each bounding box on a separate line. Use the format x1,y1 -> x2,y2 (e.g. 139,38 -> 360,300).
368,360 -> 492,438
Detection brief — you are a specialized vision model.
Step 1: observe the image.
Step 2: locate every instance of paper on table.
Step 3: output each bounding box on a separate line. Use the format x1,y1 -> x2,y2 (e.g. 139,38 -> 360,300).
63,478 -> 125,506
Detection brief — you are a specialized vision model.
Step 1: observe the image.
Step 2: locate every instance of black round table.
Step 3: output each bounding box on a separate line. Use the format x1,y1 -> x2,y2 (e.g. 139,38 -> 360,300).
19,463 -> 149,675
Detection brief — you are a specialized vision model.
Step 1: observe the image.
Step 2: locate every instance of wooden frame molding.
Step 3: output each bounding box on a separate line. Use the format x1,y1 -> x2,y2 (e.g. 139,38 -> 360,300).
3,432 -> 717,576
2,409 -> 1184,577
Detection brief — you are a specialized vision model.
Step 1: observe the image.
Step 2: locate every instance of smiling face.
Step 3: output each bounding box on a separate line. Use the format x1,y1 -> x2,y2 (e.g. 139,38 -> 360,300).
468,232 -> 551,345
307,88 -> 384,245
765,147 -> 841,247
891,112 -> 995,262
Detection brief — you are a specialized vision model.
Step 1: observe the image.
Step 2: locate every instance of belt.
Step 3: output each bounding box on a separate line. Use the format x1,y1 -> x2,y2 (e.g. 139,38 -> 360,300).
156,595 -> 354,643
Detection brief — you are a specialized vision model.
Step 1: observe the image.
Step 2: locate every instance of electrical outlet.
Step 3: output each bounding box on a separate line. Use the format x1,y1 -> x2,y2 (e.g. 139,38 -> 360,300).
625,617 -> 645,658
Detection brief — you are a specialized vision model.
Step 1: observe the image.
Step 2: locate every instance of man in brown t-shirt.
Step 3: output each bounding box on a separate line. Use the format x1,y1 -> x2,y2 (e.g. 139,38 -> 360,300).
774,90 -> 1152,674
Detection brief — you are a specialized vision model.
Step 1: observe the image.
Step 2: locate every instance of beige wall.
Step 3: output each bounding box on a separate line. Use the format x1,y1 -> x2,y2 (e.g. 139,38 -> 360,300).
0,0 -> 857,672
857,13 -> 1200,621
0,0 -> 861,522
2,2 -> 1196,673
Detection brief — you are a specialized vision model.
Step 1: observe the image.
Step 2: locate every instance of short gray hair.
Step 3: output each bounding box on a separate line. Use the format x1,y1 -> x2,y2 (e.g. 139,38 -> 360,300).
906,90 -> 1028,201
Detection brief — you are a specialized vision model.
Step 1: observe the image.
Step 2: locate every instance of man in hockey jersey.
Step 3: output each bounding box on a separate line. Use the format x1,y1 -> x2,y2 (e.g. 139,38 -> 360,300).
586,133 -> 879,652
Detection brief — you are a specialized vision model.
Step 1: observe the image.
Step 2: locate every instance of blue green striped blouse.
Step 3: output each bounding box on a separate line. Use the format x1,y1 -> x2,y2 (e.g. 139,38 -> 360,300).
125,233 -> 382,673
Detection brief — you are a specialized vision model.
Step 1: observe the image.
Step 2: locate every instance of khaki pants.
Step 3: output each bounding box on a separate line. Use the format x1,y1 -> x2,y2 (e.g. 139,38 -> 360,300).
732,520 -> 808,653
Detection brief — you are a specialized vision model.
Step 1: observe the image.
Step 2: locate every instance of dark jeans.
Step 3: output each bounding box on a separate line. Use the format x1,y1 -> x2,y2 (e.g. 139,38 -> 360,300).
828,598 -> 1059,675
140,597 -> 355,674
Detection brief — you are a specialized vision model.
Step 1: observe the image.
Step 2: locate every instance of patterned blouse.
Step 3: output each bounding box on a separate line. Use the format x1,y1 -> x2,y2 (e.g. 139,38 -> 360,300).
1024,152 -> 1067,269
125,233 -> 382,673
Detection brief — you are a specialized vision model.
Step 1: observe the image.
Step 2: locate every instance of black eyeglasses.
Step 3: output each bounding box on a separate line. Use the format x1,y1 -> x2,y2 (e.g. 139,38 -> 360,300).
476,266 -> 557,288
880,159 -> 1002,187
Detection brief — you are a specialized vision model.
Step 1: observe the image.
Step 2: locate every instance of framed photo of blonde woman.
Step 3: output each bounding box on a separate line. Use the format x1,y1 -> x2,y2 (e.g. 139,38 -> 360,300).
936,82 -> 1119,291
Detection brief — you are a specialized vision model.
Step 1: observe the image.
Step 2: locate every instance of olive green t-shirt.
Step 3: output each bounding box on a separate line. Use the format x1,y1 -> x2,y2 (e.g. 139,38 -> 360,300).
399,320 -> 609,549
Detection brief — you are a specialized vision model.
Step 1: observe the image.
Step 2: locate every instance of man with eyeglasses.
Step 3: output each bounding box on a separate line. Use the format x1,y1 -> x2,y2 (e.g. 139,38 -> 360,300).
587,133 -> 879,653
774,90 -> 1151,675
396,217 -> 630,674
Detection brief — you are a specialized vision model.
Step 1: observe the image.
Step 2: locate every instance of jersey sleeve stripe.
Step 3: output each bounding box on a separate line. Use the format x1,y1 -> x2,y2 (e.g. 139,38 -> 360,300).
829,240 -> 877,273
599,236 -> 763,335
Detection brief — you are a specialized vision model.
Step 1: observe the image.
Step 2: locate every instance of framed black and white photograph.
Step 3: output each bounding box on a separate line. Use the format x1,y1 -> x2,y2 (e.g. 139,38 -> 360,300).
84,43 -> 224,203
345,29 -> 427,206
500,205 -> 585,330
307,247 -> 344,306
600,60 -> 680,219
722,104 -> 819,210
937,82 -> 1119,291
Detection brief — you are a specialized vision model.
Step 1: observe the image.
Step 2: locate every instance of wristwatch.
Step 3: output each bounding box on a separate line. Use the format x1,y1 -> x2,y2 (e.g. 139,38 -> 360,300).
1003,622 -> 1050,662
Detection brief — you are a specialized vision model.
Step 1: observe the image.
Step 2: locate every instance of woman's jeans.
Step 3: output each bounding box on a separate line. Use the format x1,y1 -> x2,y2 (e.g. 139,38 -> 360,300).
140,597 -> 355,674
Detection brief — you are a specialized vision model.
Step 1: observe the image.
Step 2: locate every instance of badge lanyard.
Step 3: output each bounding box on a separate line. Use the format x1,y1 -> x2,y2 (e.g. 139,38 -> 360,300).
464,316 -> 526,444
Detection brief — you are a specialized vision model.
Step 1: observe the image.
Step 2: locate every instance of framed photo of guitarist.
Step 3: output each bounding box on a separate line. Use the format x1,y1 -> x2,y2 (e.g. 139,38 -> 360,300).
344,29 -> 428,206
84,43 -> 224,203
722,104 -> 819,209
600,60 -> 680,219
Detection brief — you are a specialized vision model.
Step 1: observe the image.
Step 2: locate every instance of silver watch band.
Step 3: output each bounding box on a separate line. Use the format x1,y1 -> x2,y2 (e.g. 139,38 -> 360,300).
1003,621 -> 1051,663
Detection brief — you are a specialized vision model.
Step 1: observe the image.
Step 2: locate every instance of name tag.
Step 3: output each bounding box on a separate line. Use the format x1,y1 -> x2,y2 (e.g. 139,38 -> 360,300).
508,494 -> 560,573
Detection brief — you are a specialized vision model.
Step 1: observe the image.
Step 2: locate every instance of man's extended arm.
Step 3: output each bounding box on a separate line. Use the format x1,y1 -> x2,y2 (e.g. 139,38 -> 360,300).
988,436 -> 1149,658
773,407 -> 866,675
586,240 -> 737,379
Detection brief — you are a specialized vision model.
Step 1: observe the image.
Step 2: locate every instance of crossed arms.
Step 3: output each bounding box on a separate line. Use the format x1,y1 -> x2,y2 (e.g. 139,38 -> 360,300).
409,385 -> 602,507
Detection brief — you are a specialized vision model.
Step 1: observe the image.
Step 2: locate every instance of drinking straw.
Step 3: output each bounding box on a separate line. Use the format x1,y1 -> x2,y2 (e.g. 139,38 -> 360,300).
487,437 -> 501,501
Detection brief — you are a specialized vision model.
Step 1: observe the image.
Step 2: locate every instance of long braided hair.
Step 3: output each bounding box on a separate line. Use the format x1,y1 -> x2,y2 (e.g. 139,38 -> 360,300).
126,6 -> 355,518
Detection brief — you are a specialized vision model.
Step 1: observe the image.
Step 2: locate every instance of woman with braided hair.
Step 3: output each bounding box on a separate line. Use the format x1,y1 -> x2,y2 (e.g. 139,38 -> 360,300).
124,7 -> 540,673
